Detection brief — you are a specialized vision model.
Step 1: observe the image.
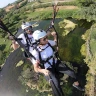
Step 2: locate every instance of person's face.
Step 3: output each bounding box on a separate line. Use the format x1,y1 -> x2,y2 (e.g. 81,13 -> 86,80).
40,36 -> 48,45
24,26 -> 33,34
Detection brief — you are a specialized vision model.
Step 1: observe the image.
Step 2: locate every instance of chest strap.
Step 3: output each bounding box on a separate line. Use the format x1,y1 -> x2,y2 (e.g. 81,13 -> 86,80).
37,43 -> 56,68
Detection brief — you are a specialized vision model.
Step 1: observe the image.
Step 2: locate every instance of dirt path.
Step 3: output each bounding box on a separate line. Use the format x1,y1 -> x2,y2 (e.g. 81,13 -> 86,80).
0,48 -> 25,96
35,6 -> 78,11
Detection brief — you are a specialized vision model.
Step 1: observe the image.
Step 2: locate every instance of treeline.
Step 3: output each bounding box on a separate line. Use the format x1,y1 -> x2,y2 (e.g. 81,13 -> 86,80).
73,0 -> 96,22
78,0 -> 96,96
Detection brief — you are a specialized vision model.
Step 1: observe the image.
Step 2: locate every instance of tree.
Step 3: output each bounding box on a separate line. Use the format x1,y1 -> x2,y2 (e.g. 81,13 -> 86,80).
74,0 -> 96,22
9,14 -> 20,24
0,8 -> 6,18
77,0 -> 95,7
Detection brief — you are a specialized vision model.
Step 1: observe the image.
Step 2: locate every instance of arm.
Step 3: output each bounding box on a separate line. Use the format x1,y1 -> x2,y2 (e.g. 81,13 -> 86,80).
32,50 -> 49,75
9,34 -> 26,50
9,35 -> 20,50
11,40 -> 19,50
47,31 -> 57,42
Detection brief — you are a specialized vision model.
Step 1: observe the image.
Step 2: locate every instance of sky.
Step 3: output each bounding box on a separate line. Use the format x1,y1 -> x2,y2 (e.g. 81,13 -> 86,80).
0,0 -> 17,8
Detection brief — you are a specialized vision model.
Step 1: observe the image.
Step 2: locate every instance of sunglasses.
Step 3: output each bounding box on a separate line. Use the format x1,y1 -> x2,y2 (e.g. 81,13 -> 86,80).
25,27 -> 32,31
42,36 -> 48,41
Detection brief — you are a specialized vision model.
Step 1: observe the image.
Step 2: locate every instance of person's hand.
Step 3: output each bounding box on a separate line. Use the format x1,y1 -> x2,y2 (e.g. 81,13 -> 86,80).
42,69 -> 49,76
12,40 -> 16,44
51,21 -> 54,26
51,32 -> 57,42
51,32 -> 56,37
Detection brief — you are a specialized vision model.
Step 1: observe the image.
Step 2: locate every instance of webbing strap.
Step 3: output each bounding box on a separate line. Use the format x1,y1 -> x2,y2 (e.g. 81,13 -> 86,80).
23,33 -> 37,59
37,42 -> 57,69
41,55 -> 53,64
24,33 -> 30,51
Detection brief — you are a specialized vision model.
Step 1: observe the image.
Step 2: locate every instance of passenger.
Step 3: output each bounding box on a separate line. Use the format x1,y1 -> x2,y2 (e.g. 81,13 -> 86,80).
10,22 -> 53,60
9,22 -> 34,60
31,30 -> 84,95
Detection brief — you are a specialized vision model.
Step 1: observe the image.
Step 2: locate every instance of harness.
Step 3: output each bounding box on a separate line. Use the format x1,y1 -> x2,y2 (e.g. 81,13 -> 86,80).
24,33 -> 33,51
23,33 -> 35,59
35,42 -> 56,69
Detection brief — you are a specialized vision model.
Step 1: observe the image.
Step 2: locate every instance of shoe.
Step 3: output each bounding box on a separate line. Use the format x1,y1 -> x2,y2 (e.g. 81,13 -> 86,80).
72,84 -> 85,91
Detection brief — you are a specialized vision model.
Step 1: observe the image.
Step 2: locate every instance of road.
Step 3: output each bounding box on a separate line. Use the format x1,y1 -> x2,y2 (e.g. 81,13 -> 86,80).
0,48 -> 27,96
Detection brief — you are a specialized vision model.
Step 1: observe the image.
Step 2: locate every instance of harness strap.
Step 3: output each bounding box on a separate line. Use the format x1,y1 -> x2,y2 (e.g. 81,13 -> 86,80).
42,55 -> 53,64
23,33 -> 37,59
39,45 -> 49,51
39,50 -> 54,68
24,32 -> 34,46
36,42 -> 57,69
24,33 -> 30,51
48,42 -> 55,51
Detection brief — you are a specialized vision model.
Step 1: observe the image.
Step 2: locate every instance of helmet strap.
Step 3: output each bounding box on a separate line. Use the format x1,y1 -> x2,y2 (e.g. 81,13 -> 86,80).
35,39 -> 40,45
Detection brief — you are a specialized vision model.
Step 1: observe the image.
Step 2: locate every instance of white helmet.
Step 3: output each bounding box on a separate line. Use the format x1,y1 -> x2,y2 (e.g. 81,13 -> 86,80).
33,30 -> 47,41
21,22 -> 32,30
